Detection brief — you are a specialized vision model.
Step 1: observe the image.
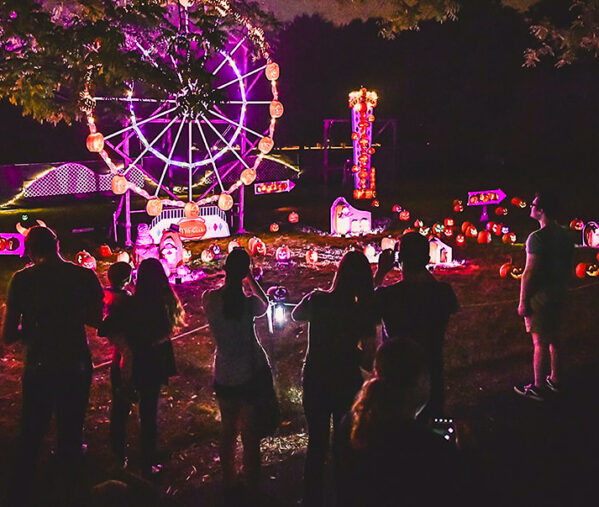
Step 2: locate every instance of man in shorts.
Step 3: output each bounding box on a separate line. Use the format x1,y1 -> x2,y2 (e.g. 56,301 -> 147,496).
514,191 -> 574,401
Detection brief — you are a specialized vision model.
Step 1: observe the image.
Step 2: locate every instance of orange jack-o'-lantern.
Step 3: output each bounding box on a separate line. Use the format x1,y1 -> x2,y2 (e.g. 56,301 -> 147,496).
276,245 -> 291,262
75,250 -> 96,270
111,175 -> 128,195
248,236 -> 266,256
269,100 -> 284,119
398,210 -> 410,221
306,250 -> 318,263
258,136 -> 274,154
240,168 -> 257,185
466,226 -> 478,238
456,234 -> 466,247
184,201 -> 200,219
510,266 -> 524,279
576,262 -> 589,279
146,198 -> 163,216
392,204 -> 402,213
265,62 -> 280,81
461,222 -> 472,234
218,193 -> 234,211
477,231 -> 491,244
502,232 -> 517,244
495,207 -> 508,216
444,218 -> 455,228
499,262 -> 512,278
288,211 -> 299,224
99,244 -> 112,258
444,227 -> 454,237
227,240 -> 240,253
270,223 -> 279,233
570,219 -> 584,231
86,132 -> 105,152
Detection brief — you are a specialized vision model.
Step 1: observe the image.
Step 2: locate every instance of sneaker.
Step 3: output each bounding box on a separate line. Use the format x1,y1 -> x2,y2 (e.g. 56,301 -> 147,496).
545,376 -> 561,393
513,383 -> 544,401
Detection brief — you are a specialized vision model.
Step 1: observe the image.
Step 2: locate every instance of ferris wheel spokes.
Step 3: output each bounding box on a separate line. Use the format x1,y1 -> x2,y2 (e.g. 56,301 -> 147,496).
212,38 -> 247,77
154,115 -> 188,198
217,64 -> 267,90
200,113 -> 251,170
208,109 -> 263,139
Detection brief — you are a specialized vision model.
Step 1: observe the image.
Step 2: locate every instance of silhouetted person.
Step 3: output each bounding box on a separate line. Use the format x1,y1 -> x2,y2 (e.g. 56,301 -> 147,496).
98,261 -> 134,467
337,338 -> 471,507
1,226 -> 104,506
374,232 -> 458,420
202,248 -> 270,499
292,250 -> 378,507
101,258 -> 184,478
514,191 -> 574,401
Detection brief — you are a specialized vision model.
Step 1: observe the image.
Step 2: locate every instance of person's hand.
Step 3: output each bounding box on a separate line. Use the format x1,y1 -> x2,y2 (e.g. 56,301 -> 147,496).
518,301 -> 531,317
378,249 -> 395,274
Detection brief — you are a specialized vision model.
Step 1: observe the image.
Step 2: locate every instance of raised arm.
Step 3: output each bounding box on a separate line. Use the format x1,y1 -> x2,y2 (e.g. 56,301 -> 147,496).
374,249 -> 395,288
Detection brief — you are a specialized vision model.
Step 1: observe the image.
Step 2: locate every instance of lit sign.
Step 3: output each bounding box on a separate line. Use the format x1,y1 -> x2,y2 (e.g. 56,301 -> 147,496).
0,233 -> 25,257
254,180 -> 295,195
467,188 -> 506,206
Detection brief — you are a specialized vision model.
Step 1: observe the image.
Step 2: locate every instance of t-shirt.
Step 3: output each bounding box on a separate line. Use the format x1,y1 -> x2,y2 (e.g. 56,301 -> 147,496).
292,290 -> 378,394
202,288 -> 268,386
6,259 -> 104,371
526,224 -> 574,299
375,280 -> 458,355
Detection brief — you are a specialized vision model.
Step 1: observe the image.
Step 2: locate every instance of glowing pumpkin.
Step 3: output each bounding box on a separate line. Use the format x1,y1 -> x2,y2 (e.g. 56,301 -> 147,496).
587,264 -> 599,277
288,211 -> 299,224
99,244 -> 112,258
305,250 -> 318,263
453,204 -> 464,213
248,236 -> 266,256
240,168 -> 257,185
111,175 -> 128,195
392,204 -> 402,213
218,193 -> 234,211
258,136 -> 274,154
495,207 -> 508,216
502,233 -> 517,244
461,222 -> 472,233
269,100 -> 284,119
227,240 -> 240,253
570,219 -> 584,231
276,245 -> 291,262
456,234 -> 466,247
576,262 -> 588,279
381,236 -> 397,251
116,251 -> 130,264
201,249 -> 215,263
499,262 -> 512,278
444,218 -> 455,228
210,243 -> 222,257
86,132 -> 105,152
265,62 -> 280,81
477,231 -> 491,244
184,201 -> 200,219
412,218 -> 423,228
444,227 -> 454,237
398,210 -> 410,220
75,250 -> 96,270
270,223 -> 279,233
510,266 -> 524,279
146,198 -> 163,216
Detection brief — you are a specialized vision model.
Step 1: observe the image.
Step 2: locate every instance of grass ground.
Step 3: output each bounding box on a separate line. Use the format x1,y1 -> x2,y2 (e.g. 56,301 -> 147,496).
0,183 -> 598,506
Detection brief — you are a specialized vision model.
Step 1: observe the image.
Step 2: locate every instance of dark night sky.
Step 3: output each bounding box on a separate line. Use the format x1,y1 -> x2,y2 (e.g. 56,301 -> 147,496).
1,1 -> 598,180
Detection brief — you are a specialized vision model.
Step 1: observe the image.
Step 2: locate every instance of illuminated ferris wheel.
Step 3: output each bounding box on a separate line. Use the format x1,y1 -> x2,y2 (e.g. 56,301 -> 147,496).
83,0 -> 281,218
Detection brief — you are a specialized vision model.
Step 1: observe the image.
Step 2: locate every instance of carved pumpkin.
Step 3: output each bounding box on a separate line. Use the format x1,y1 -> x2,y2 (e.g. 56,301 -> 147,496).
146,198 -> 163,216
86,132 -> 104,152
201,249 -> 215,263
392,204 -> 402,213
444,218 -> 454,227
499,262 -> 512,278
586,264 -> 599,277
495,207 -> 508,216
477,231 -> 491,244
248,236 -> 266,256
184,201 -> 200,219
570,219 -> 584,231
218,193 -> 234,211
381,236 -> 397,251
398,210 -> 410,221
444,227 -> 454,237
276,245 -> 291,262
99,244 -> 112,258
265,62 -> 280,81
461,222 -> 472,233
75,250 -> 96,270
466,226 -> 478,238
227,240 -> 240,253
258,136 -> 274,154
576,262 -> 588,279
455,234 -> 466,247
502,233 -> 517,244
240,168 -> 257,185
269,100 -> 284,119
510,266 -> 524,279
288,211 -> 299,224
269,222 -> 279,233
305,250 -> 318,263
111,175 -> 128,195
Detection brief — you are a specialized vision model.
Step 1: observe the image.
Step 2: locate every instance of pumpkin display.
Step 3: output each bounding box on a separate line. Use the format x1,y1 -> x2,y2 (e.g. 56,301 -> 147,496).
184,201 -> 200,219
276,245 -> 291,262
218,193 -> 234,211
146,198 -> 163,216
86,132 -> 105,153
305,250 -> 319,263
240,168 -> 257,185
111,175 -> 128,195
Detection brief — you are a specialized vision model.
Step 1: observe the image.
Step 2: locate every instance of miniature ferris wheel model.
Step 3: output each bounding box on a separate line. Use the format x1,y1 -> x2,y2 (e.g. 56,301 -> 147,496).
83,0 -> 281,218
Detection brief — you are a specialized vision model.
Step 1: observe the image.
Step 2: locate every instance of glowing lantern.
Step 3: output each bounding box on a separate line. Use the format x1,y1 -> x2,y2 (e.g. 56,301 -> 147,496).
587,264 -> 599,277
269,100 -> 284,118
305,250 -> 318,263
570,219 -> 584,231
227,240 -> 240,253
265,62 -> 280,81
201,249 -> 215,263
398,210 -> 411,221
511,197 -> 526,208
576,262 -> 588,279
456,234 -> 466,247
99,244 -> 112,258
501,226 -> 510,234
76,250 -> 96,270
111,175 -> 128,195
444,218 -> 454,228
248,236 -> 266,256
495,207 -> 508,216
392,204 -> 402,213
218,193 -> 234,211
499,262 -> 512,278
502,232 -> 517,244
269,222 -> 280,233
146,198 -> 163,216
210,243 -> 222,257
288,211 -> 299,224
444,227 -> 454,237
86,132 -> 105,152
371,200 -> 380,208
477,231 -> 491,244
454,204 -> 464,213
276,245 -> 291,262
184,201 -> 200,219
492,223 -> 503,236
510,266 -> 524,279
461,222 -> 472,233
466,226 -> 478,238
432,223 -> 444,235
240,168 -> 257,185
258,136 -> 274,154
116,251 -> 130,264
412,218 -> 423,228
381,236 -> 397,251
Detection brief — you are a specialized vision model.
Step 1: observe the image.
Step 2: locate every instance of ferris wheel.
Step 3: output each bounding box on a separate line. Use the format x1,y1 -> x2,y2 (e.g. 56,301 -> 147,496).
82,0 -> 281,218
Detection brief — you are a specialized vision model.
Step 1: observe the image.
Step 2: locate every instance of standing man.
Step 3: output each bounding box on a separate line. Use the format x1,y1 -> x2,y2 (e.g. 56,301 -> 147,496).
2,226 -> 104,504
514,191 -> 574,401
374,232 -> 458,421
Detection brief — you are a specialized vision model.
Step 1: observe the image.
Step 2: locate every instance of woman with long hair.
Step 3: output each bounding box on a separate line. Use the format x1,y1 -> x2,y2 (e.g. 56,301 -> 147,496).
102,257 -> 184,477
202,248 -> 270,495
291,250 -> 379,507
